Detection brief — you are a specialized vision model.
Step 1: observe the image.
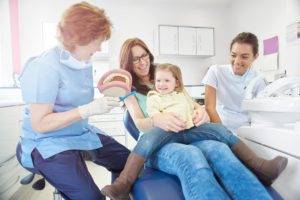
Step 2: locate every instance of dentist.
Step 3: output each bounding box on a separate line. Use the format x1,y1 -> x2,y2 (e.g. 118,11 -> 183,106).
16,2 -> 130,200
203,32 -> 267,134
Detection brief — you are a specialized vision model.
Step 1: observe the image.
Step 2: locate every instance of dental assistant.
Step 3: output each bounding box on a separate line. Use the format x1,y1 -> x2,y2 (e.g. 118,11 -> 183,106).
16,2 -> 130,200
202,32 -> 267,134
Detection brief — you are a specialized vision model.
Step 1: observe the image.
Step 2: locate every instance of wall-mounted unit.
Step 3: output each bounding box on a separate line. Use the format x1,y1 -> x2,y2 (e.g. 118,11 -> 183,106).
158,25 -> 215,56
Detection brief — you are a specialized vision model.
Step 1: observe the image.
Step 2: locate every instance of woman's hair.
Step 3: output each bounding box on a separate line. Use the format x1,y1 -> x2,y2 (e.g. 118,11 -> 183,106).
230,32 -> 259,55
57,1 -> 112,51
119,38 -> 156,95
155,63 -> 184,92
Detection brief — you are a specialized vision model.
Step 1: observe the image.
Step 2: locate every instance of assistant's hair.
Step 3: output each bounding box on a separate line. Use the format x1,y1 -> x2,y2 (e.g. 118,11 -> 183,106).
155,63 -> 184,92
119,38 -> 155,95
57,1 -> 112,51
230,32 -> 259,55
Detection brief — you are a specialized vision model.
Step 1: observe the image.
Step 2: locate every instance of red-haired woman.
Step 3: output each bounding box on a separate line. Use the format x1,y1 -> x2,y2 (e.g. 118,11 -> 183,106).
16,2 -> 129,200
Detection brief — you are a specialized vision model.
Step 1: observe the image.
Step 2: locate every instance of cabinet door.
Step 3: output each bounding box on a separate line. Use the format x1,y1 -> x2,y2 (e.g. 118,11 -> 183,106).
178,27 -> 197,55
196,28 -> 214,56
159,26 -> 178,55
0,107 -> 20,141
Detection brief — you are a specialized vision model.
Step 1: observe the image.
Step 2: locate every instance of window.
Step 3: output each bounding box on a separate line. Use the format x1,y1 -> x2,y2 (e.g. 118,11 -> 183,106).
42,22 -> 58,50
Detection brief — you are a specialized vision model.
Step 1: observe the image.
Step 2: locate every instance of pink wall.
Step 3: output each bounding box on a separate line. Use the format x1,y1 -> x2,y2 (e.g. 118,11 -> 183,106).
9,0 -> 21,74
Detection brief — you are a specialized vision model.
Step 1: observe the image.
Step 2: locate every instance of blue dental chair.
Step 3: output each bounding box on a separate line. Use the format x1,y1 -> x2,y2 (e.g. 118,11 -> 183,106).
123,110 -> 283,200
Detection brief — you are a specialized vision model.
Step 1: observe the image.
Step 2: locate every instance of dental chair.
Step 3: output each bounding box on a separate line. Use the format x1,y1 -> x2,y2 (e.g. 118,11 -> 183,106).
123,110 -> 284,200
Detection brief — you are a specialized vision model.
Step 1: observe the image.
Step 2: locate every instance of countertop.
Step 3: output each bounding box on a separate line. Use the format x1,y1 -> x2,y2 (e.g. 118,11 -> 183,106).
0,88 -> 23,107
185,85 -> 205,100
0,100 -> 24,107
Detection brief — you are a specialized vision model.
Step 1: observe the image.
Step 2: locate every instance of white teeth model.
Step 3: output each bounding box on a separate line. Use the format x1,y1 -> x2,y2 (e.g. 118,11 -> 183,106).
103,73 -> 129,85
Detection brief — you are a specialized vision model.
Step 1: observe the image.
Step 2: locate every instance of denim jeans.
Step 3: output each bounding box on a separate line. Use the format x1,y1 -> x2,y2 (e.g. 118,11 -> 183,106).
134,123 -> 239,159
193,140 -> 272,200
147,140 -> 272,200
146,142 -> 230,200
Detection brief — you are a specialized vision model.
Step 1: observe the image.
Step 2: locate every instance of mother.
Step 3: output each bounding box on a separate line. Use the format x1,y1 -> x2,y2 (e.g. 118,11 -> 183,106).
102,37 -> 272,200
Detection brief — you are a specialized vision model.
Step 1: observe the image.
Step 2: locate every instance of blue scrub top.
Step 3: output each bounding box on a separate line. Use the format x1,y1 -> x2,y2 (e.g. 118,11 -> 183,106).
19,46 -> 104,168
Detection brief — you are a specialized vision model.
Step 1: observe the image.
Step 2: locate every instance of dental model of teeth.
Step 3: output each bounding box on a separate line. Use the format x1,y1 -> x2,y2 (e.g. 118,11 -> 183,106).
98,69 -> 132,98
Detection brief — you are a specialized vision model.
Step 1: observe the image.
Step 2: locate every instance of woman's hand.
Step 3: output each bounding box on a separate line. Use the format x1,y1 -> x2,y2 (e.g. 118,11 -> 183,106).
153,112 -> 186,133
192,106 -> 210,127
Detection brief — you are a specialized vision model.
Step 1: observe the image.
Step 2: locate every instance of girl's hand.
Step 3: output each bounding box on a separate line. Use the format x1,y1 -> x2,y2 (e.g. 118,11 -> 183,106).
192,107 -> 210,127
153,112 -> 186,132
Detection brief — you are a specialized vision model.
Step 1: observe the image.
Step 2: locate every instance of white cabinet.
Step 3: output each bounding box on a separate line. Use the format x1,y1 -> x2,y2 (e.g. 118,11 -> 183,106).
159,25 -> 215,56
178,27 -> 197,55
159,26 -> 178,55
89,108 -> 127,147
89,108 -> 137,150
196,28 -> 214,56
0,104 -> 26,200
0,105 -> 23,163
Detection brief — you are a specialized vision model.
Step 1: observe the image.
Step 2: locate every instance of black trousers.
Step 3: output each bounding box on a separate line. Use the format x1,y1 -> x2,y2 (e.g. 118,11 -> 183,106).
16,134 -> 130,200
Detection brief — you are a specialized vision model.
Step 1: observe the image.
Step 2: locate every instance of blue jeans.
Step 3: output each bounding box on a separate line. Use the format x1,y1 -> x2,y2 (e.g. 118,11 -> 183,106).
147,141 -> 272,200
146,142 -> 230,200
193,141 -> 272,200
134,123 -> 239,159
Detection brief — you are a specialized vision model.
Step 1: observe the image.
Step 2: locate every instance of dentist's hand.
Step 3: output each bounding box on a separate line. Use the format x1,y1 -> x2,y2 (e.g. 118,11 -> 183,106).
78,97 -> 120,119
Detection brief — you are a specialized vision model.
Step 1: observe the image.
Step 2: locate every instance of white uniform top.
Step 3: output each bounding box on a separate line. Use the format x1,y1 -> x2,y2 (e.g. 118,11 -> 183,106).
202,64 -> 267,134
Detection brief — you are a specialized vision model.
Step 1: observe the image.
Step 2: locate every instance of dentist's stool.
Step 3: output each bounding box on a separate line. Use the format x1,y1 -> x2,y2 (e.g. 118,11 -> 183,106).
16,143 -> 64,200
123,110 -> 284,200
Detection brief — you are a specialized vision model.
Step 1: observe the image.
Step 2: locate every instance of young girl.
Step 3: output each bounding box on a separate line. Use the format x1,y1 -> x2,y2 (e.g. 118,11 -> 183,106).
101,63 -> 287,200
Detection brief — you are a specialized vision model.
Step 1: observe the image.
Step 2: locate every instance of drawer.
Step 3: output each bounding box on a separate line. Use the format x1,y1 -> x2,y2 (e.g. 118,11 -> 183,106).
91,122 -> 125,136
0,107 -> 20,140
109,107 -> 125,114
89,114 -> 123,122
0,168 -> 21,198
0,140 -> 19,161
0,154 -> 18,172
0,157 -> 21,186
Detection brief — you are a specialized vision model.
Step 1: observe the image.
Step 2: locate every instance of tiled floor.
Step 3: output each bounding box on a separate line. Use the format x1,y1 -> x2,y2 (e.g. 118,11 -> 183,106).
11,161 -> 111,200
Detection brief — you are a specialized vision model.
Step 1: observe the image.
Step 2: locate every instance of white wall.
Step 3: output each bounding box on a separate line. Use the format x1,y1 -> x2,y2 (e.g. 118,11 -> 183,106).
17,0 -> 300,86
229,0 -> 300,78
19,0 -> 231,85
285,0 -> 300,77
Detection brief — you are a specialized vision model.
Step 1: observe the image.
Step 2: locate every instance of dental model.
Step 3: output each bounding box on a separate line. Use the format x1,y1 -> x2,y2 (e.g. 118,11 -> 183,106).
98,69 -> 134,101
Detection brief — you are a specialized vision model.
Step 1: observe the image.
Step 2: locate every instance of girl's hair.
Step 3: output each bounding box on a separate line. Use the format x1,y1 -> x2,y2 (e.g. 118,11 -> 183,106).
119,38 -> 156,95
230,32 -> 259,55
57,1 -> 112,51
155,63 -> 184,92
